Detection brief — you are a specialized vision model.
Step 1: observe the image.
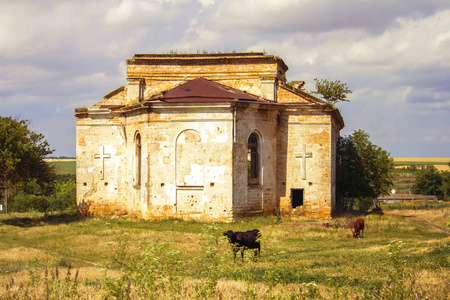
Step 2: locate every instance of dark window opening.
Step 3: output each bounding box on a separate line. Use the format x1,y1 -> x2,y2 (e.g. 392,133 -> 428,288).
139,78 -> 145,101
248,133 -> 259,184
135,132 -> 142,187
291,189 -> 304,208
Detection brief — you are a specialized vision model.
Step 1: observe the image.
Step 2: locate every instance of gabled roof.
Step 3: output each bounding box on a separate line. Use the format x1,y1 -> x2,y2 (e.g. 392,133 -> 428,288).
147,77 -> 269,103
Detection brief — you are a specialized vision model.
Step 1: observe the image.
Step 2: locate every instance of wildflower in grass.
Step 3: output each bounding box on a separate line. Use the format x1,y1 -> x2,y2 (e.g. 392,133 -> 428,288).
301,281 -> 319,298
304,281 -> 318,288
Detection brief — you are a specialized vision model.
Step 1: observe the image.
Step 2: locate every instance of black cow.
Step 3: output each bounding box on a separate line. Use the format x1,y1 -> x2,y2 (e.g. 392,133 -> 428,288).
223,229 -> 261,261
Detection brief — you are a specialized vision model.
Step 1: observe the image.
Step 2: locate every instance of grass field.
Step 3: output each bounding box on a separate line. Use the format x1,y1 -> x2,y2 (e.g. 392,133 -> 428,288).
45,159 -> 76,176
0,210 -> 449,299
392,158 -> 449,193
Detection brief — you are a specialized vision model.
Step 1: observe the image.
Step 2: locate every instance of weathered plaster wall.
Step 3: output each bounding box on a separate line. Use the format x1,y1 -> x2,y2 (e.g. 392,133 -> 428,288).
233,104 -> 279,216
277,110 -> 334,218
97,86 -> 127,106
277,86 -> 310,103
122,109 -> 150,217
77,105 -> 236,221
126,55 -> 286,105
76,110 -> 129,216
330,120 -> 339,211
136,104 -> 234,221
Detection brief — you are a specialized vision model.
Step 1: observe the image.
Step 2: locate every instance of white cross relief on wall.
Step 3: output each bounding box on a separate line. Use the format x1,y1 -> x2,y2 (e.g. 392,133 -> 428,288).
295,145 -> 313,180
94,145 -> 111,180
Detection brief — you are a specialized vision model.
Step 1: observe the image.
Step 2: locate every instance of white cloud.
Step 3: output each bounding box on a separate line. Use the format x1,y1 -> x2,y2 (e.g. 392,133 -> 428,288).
207,0 -> 450,35
1,0 -> 449,157
104,0 -> 166,26
0,64 -> 54,90
197,0 -> 214,8
72,72 -> 107,84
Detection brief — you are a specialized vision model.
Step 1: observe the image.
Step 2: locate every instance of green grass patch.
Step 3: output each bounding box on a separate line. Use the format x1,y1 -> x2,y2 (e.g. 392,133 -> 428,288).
48,160 -> 76,176
0,210 -> 449,299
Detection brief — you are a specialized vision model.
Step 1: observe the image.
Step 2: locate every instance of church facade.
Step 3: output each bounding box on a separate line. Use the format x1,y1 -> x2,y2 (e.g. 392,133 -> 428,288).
75,53 -> 344,221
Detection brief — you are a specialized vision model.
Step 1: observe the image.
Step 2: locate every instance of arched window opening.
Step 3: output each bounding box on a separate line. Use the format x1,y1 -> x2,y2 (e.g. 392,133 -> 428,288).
248,133 -> 260,184
135,132 -> 142,187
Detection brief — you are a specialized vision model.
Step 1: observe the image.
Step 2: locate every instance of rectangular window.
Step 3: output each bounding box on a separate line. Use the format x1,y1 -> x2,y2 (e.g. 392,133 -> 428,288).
291,189 -> 303,208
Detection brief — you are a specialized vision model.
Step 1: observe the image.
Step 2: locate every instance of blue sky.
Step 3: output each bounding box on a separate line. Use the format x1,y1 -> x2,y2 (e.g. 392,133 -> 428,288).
1,0 -> 449,157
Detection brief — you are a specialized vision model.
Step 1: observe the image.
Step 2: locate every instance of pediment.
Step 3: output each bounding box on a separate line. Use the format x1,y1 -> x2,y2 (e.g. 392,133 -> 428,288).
148,77 -> 269,103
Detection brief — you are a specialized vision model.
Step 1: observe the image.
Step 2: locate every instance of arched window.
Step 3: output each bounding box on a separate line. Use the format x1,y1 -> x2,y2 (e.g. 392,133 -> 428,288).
176,130 -> 203,187
248,132 -> 260,184
135,132 -> 142,187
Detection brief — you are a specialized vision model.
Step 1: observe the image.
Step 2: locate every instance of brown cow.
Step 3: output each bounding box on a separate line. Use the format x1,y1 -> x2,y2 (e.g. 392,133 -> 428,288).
353,218 -> 364,238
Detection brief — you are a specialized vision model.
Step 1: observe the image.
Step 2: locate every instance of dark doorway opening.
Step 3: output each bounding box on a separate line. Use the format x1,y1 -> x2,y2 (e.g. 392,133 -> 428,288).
291,189 -> 304,208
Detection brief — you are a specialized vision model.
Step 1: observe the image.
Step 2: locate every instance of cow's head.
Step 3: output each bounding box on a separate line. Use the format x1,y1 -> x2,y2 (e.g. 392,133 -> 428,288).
223,230 -> 234,242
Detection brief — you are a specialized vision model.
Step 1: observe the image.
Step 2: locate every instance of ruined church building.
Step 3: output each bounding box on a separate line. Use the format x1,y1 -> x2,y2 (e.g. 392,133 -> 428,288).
75,53 -> 344,221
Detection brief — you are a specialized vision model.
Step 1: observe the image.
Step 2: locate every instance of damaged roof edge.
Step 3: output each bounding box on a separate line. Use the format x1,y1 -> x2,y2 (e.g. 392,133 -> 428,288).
103,86 -> 125,100
127,53 -> 288,73
279,83 -> 329,105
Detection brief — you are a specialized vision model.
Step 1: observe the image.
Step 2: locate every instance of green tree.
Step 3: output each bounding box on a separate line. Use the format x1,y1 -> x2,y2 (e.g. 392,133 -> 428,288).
310,78 -> 353,105
49,178 -> 77,212
10,177 -> 76,215
336,135 -> 373,211
0,116 -> 56,193
351,130 -> 394,197
442,171 -> 450,200
336,129 -> 394,212
413,166 -> 444,199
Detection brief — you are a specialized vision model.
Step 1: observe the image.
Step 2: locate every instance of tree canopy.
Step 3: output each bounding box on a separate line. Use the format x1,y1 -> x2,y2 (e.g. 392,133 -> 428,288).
311,78 -> 353,105
336,129 -> 394,212
0,116 -> 55,192
413,166 -> 450,200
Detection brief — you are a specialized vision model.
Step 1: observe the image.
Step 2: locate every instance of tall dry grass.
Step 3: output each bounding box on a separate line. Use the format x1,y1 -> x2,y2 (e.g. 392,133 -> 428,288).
0,211 -> 449,299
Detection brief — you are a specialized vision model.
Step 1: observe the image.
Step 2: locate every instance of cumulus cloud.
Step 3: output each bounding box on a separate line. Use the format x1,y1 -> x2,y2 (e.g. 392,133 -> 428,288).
207,0 -> 450,34
104,0 -> 177,27
1,0 -> 449,156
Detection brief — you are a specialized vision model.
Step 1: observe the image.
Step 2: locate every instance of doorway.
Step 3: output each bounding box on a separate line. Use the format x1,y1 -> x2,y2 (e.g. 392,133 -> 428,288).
291,189 -> 304,208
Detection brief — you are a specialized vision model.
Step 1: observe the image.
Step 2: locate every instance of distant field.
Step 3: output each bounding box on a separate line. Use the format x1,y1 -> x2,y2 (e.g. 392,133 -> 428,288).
394,158 -> 450,171
45,159 -> 76,175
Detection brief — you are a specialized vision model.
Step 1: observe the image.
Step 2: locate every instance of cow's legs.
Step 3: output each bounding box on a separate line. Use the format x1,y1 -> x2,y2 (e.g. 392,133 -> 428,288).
253,249 -> 258,262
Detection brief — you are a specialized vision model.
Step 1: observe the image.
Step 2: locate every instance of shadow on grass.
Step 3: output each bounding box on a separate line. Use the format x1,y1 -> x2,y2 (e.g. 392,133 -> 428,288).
332,207 -> 384,219
0,213 -> 87,228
